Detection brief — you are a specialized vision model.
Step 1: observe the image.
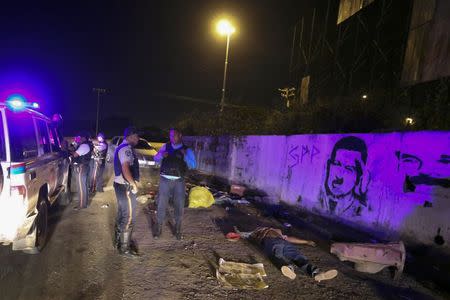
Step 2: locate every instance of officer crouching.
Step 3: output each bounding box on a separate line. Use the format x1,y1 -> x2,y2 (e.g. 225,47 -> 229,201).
70,132 -> 93,210
113,127 -> 140,257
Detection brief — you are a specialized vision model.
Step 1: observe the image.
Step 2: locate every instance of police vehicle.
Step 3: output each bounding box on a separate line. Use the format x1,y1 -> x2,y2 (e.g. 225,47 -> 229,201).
0,95 -> 70,254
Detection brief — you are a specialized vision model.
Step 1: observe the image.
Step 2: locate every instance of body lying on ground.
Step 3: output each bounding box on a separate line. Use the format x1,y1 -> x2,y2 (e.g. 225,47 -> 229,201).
235,226 -> 338,282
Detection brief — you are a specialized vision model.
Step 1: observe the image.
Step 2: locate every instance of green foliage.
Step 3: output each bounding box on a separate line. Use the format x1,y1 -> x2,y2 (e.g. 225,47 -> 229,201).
175,81 -> 449,136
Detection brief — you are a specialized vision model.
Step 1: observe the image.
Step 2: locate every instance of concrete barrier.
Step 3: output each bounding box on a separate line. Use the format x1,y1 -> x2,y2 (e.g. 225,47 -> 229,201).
185,131 -> 450,251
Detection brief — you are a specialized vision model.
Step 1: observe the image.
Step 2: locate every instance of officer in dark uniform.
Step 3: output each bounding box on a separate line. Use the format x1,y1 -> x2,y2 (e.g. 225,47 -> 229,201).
70,132 -> 93,210
153,128 -> 196,240
113,127 -> 140,257
90,132 -> 108,193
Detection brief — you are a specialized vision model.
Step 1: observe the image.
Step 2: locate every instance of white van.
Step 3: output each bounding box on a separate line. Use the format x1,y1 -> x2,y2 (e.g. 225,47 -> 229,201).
0,98 -> 70,253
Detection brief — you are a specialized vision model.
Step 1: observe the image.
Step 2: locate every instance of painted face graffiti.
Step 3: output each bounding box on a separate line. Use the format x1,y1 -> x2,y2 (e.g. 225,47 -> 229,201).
322,136 -> 370,217
328,149 -> 362,197
396,151 -> 450,193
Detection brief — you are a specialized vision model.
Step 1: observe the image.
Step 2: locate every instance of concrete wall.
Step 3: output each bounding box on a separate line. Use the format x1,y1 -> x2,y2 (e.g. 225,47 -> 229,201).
185,131 -> 450,250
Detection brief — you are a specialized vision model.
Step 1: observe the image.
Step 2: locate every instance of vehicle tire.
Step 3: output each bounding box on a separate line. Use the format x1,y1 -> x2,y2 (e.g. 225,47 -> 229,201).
23,199 -> 48,254
35,200 -> 49,251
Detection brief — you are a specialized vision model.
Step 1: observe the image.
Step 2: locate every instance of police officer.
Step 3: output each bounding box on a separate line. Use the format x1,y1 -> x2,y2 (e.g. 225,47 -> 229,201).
114,127 -> 140,257
70,132 -> 93,210
90,132 -> 108,193
154,128 -> 196,240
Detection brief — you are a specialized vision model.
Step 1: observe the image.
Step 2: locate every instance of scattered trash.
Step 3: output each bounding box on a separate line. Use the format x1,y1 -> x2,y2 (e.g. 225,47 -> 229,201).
215,196 -> 250,206
137,195 -> 153,204
188,186 -> 215,208
283,222 -> 292,228
331,241 -> 406,279
214,196 -> 234,205
225,232 -> 241,242
216,258 -> 268,290
236,199 -> 250,205
184,241 -> 197,250
230,185 -> 246,197
100,204 -> 109,209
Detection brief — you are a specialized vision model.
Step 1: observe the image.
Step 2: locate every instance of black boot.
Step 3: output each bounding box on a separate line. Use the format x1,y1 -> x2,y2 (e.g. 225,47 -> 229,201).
113,224 -> 120,249
175,222 -> 182,240
119,231 -> 139,257
153,223 -> 162,240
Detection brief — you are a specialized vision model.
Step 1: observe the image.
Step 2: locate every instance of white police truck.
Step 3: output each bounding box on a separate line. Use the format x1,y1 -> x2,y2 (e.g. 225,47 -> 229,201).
0,95 -> 70,254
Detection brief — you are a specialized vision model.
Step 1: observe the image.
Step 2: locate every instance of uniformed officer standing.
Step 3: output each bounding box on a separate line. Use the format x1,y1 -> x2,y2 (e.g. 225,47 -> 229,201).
154,128 -> 196,240
70,132 -> 93,210
90,132 -> 108,193
114,127 -> 140,257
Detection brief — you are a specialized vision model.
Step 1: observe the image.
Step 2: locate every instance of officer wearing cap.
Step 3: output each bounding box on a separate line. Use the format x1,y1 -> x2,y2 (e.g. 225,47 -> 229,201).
153,128 -> 196,240
90,132 -> 108,193
113,127 -> 140,257
70,132 -> 93,210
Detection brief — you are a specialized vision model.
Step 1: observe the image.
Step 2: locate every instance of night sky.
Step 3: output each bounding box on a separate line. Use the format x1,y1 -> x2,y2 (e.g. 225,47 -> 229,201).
0,0 -> 313,133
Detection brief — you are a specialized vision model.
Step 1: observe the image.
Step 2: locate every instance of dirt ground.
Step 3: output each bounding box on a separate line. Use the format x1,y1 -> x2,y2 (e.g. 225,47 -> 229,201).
0,179 -> 447,300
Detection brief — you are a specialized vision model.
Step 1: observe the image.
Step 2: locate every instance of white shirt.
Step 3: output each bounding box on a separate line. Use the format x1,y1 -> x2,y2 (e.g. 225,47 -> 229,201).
114,142 -> 136,184
75,143 -> 90,156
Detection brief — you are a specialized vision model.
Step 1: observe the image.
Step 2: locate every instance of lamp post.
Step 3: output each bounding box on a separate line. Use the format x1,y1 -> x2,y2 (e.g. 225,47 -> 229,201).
93,88 -> 107,135
216,19 -> 235,113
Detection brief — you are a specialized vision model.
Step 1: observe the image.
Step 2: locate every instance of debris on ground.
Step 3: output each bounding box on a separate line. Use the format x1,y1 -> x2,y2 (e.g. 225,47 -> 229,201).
137,194 -> 155,204
184,241 -> 197,251
331,241 -> 406,279
215,195 -> 250,206
283,222 -> 292,229
188,186 -> 215,208
216,258 -> 268,290
230,185 -> 246,197
100,204 -> 109,209
225,232 -> 241,242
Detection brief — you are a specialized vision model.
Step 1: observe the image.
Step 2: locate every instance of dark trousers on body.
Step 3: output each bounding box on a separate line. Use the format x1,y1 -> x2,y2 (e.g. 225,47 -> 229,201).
90,160 -> 105,192
114,182 -> 137,233
157,176 -> 186,227
73,164 -> 90,208
263,238 -> 317,277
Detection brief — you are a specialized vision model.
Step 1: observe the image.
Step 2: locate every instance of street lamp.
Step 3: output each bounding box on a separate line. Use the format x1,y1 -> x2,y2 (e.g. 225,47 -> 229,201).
216,19 -> 235,113
93,88 -> 107,135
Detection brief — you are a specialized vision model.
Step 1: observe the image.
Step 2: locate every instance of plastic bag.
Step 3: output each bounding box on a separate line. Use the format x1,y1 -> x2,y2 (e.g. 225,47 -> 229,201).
188,186 -> 215,208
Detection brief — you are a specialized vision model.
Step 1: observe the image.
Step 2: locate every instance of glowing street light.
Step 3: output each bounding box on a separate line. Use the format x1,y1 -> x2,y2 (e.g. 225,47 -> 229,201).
216,19 -> 235,113
217,20 -> 235,36
405,117 -> 414,126
361,94 -> 368,100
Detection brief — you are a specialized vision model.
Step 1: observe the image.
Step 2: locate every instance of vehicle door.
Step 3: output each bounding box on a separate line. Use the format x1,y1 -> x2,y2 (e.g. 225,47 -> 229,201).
6,111 -> 40,214
34,117 -> 58,199
49,125 -> 69,195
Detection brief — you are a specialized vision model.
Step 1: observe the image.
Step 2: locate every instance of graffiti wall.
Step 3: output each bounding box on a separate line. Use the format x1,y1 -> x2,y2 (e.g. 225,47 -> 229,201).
185,131 -> 450,250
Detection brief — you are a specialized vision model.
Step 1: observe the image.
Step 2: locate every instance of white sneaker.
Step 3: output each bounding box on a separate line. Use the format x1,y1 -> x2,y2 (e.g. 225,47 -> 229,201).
281,265 -> 297,280
314,269 -> 338,282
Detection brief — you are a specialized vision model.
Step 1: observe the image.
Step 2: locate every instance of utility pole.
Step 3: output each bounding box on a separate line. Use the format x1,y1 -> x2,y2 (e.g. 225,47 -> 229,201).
93,88 -> 107,136
220,33 -> 231,113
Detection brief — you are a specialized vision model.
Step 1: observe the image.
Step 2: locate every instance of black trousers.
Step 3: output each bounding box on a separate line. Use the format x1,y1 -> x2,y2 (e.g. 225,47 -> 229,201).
114,182 -> 137,233
73,164 -> 89,208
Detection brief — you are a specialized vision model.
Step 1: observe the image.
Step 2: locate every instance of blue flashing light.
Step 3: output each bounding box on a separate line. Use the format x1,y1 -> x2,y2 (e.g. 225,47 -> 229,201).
6,95 -> 27,111
5,94 -> 40,111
